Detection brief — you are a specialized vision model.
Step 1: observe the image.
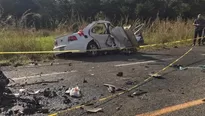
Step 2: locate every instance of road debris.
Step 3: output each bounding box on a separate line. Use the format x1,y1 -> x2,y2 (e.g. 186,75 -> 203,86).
104,84 -> 126,93
108,86 -> 116,93
83,106 -> 103,113
171,64 -> 188,70
19,88 -> 26,93
199,65 -> 205,72
116,105 -> 123,111
117,72 -> 123,77
62,95 -> 71,104
125,81 -> 134,85
11,105 -> 24,115
128,90 -> 147,97
83,79 -> 88,83
43,88 -> 57,98
65,86 -> 82,98
199,65 -> 205,69
149,73 -> 163,79
145,66 -> 149,68
27,90 -> 42,95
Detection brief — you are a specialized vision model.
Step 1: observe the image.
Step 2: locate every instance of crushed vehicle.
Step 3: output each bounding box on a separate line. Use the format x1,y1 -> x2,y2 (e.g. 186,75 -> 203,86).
53,20 -> 145,56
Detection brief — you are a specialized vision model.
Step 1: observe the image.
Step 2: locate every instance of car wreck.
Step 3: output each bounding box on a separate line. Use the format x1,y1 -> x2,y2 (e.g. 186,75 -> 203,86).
53,20 -> 144,56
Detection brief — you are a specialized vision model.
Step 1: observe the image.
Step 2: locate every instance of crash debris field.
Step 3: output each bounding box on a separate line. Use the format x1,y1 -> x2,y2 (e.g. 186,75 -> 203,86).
1,46 -> 205,116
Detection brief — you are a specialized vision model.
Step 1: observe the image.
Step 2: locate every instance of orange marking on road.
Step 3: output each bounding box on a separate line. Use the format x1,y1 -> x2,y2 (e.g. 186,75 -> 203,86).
136,98 -> 205,116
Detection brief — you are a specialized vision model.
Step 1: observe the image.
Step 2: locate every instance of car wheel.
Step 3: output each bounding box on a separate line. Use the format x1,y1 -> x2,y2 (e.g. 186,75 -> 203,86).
87,42 -> 98,56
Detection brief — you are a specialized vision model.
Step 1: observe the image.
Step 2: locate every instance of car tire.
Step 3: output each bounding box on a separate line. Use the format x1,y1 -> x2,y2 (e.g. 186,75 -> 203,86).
87,42 -> 99,57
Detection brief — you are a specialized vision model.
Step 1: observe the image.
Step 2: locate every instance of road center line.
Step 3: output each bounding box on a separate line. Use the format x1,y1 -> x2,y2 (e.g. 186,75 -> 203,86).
136,98 -> 205,116
13,70 -> 77,81
115,61 -> 156,67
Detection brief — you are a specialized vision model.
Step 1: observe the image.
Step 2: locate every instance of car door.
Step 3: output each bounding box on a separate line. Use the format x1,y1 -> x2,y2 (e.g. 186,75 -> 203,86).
90,23 -> 110,49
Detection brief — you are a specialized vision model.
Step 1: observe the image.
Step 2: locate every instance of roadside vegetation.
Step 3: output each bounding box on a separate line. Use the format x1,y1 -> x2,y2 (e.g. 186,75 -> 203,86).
1,0 -> 201,65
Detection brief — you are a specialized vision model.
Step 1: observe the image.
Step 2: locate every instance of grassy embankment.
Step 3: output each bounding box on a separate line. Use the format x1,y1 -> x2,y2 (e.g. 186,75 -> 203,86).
0,19 -> 194,66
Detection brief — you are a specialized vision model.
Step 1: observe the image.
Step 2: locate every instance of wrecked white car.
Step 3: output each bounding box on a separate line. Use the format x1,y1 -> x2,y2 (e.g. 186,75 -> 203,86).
53,20 -> 144,56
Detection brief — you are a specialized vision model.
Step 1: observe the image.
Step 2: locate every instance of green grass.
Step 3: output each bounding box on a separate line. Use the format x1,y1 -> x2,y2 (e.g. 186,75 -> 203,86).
0,19 -> 195,66
0,29 -> 57,65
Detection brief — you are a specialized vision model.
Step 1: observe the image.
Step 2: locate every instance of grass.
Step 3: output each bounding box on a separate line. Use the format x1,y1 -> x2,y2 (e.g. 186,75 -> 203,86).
0,19 -> 195,66
144,18 -> 194,45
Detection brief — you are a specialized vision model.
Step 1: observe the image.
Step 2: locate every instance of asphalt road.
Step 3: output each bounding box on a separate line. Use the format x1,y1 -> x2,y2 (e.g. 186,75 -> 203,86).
1,46 -> 205,116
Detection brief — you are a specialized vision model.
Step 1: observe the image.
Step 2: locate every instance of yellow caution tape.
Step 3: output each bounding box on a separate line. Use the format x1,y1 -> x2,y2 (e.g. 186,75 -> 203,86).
0,39 -> 193,55
48,47 -> 193,116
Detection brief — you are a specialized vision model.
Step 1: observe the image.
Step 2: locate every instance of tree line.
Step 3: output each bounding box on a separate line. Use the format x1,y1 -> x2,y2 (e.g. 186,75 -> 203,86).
0,0 -> 205,29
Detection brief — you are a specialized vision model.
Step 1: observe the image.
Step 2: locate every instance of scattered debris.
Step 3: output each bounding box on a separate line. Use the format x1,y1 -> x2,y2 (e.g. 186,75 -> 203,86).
171,64 -> 188,70
117,72 -> 123,77
38,108 -> 49,114
199,65 -> 205,69
125,81 -> 134,85
19,89 -> 26,93
108,86 -> 116,93
91,74 -> 95,76
11,105 -> 24,115
116,105 -> 122,111
68,63 -> 72,66
43,88 -> 57,98
14,93 -> 20,97
104,84 -> 126,93
145,66 -> 149,68
62,96 -> 71,104
128,90 -> 147,97
34,62 -> 38,66
65,86 -> 82,98
149,73 -> 163,79
27,90 -> 42,95
83,79 -> 88,83
83,106 -> 103,113
199,65 -> 205,73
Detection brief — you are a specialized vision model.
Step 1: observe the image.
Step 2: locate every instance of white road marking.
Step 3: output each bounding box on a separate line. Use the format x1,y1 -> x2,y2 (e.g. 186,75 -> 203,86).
187,67 -> 201,69
24,62 -> 69,68
201,54 -> 205,56
115,61 -> 156,67
13,70 -> 77,81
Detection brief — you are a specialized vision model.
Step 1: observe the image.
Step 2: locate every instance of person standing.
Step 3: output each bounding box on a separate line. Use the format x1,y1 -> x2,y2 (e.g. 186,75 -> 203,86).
193,14 -> 205,46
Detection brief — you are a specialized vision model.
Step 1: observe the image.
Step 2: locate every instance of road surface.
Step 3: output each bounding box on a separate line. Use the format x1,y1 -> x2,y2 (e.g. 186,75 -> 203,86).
1,46 -> 205,116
